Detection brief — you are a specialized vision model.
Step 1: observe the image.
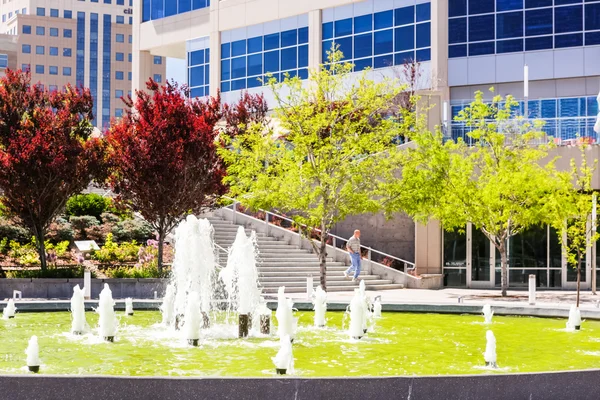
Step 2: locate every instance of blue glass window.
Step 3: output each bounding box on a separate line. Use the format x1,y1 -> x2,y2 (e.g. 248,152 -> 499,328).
299,27 -> 308,44
36,26 -> 45,35
298,45 -> 308,67
63,67 -> 71,76
50,47 -> 58,56
179,0 -> 191,13
22,25 -> 31,34
116,52 -> 124,61
469,42 -> 495,56
264,33 -> 279,51
374,11 -> 393,30
395,51 -> 414,65
469,0 -> 494,15
116,34 -> 124,43
116,16 -> 125,24
247,54 -> 262,76
49,66 -> 58,75
416,48 -> 431,62
354,15 -> 372,34
554,6 -> 583,34
416,23 -> 431,48
526,36 -> 553,50
354,33 -> 372,59
231,57 -> 246,79
190,50 -> 203,65
336,37 -> 353,59
416,3 -> 431,23
374,54 -> 393,68
497,0 -> 523,12
559,98 -> 580,117
587,31 -> 600,46
541,100 -> 556,118
50,28 -> 59,37
221,43 -> 231,58
449,18 -> 467,44
221,59 -> 230,80
264,50 -> 279,73
36,46 -> 44,55
248,37 -> 262,54
526,0 -> 551,8
35,65 -> 44,74
64,10 -> 72,19
22,44 -> 30,54
374,30 -> 393,54
64,29 -> 73,38
231,40 -> 246,57
586,4 -> 600,31
354,58 -> 372,71
63,48 -> 72,57
497,39 -> 523,53
232,79 -> 246,91
449,0 -> 467,17
395,26 -> 414,52
469,15 -> 495,42
449,44 -> 468,58
525,9 -> 552,36
497,12 -> 523,39
116,71 -> 124,80
555,33 -> 583,48
36,7 -> 45,16
154,55 -> 163,65
281,47 -> 297,70
281,30 -> 297,47
395,6 -> 414,26
323,22 -> 333,40
335,18 -> 353,37
190,66 -> 204,86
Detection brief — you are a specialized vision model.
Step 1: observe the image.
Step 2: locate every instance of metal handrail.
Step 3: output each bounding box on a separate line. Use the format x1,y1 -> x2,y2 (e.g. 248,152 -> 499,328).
220,196 -> 416,272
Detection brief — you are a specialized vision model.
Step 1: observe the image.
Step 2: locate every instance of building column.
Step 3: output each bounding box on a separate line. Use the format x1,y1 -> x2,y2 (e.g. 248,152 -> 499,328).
308,9 -> 322,72
430,0 -> 450,106
414,220 -> 442,275
131,0 -> 153,95
209,0 -> 221,98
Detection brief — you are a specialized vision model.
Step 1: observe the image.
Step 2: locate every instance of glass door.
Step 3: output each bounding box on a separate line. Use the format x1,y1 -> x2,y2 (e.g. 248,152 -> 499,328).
470,228 -> 494,288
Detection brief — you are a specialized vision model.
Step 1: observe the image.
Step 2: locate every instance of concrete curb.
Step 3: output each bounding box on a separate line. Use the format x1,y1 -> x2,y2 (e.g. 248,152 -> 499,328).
3,299 -> 600,320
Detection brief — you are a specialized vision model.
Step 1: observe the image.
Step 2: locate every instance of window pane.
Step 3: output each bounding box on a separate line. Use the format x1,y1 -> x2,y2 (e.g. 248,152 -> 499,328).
416,3 -> 431,22
394,51 -> 414,65
298,45 -> 308,68
190,66 -> 204,87
395,26 -> 414,52
469,15 -> 495,42
469,0 -> 494,15
444,230 -> 466,268
469,41 -> 495,56
374,54 -> 393,68
497,12 -> 523,39
335,18 -> 352,37
247,54 -> 262,76
299,27 -> 308,44
322,22 -> 333,40
374,29 -> 393,54
336,37 -> 353,60
526,36 -> 553,51
264,33 -> 279,50
497,0 -> 523,12
395,6 -> 414,26
247,37 -> 262,54
555,33 -> 583,48
585,4 -> 600,31
472,229 -> 491,282
449,18 -> 467,44
449,0 -> 467,17
264,50 -> 279,72
526,0 -> 551,8
554,6 -> 583,34
541,99 -> 557,118
374,10 -> 393,30
416,22 -> 430,48
354,58 -> 372,72
281,47 -> 297,70
190,50 -> 204,66
416,48 -> 431,61
221,59 -> 230,80
525,8 -> 552,36
281,29 -> 297,47
449,44 -> 467,58
354,15 -> 372,34
587,32 -> 600,46
354,33 -> 372,59
497,38 -> 523,53
231,57 -> 246,79
231,40 -> 246,57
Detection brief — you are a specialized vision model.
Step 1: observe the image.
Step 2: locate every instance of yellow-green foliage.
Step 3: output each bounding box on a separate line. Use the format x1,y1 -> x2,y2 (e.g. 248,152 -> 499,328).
90,233 -> 140,264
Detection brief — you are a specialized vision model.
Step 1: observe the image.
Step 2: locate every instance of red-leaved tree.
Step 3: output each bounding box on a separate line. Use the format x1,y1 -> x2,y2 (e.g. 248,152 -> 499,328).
221,91 -> 269,138
0,70 -> 106,270
107,79 -> 227,271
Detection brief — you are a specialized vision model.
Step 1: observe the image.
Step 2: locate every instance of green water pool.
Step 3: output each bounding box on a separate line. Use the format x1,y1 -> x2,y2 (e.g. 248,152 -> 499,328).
1,311 -> 600,377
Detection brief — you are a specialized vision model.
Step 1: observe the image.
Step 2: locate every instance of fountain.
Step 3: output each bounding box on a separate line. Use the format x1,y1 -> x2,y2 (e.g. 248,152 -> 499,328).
171,216 -> 216,327
2,298 -> 16,319
276,287 -> 296,342
483,330 -> 497,368
160,284 -> 176,327
97,283 -> 117,342
358,280 -> 371,334
70,284 -> 87,335
566,305 -> 582,331
25,336 -> 40,373
184,291 -> 202,346
348,289 -> 366,340
272,335 -> 294,375
373,296 -> 382,318
125,298 -> 134,316
219,226 -> 261,338
482,304 -> 493,324
313,285 -> 327,328
256,299 -> 272,335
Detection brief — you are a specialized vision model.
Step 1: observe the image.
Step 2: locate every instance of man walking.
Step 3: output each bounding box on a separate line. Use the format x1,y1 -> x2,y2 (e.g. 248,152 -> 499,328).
344,230 -> 362,282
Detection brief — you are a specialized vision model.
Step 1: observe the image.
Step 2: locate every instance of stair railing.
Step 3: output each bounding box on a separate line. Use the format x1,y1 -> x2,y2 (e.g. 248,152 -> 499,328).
220,196 -> 416,275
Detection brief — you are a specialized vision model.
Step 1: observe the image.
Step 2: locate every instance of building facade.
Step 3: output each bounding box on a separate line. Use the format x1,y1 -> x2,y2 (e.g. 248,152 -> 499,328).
134,0 -> 600,290
0,0 -> 165,129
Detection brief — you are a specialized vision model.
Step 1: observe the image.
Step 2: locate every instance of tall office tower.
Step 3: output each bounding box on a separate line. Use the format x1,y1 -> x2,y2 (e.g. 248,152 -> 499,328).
0,0 -> 166,129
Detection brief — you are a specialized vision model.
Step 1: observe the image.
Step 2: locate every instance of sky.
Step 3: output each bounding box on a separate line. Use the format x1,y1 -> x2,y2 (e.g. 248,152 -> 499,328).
166,57 -> 187,86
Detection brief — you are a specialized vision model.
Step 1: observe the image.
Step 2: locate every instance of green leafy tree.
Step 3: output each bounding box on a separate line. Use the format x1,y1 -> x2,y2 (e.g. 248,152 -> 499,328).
220,50 -> 409,290
547,146 -> 599,307
389,90 -> 562,296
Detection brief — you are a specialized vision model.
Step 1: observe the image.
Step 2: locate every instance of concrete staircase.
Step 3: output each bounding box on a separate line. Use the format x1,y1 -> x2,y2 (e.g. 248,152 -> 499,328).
207,216 -> 405,294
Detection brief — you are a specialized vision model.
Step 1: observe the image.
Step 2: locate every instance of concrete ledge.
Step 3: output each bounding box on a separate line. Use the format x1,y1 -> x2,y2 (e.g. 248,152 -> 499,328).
2,370 -> 600,400
4,299 -> 600,320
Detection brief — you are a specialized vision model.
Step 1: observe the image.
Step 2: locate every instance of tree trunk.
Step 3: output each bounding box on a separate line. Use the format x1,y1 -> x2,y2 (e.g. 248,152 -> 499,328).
157,229 -> 165,274
499,245 -> 508,297
319,234 -> 328,292
35,229 -> 47,271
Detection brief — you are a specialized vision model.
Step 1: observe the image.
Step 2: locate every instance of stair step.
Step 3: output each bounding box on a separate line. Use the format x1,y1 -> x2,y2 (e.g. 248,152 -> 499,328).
261,284 -> 404,293
258,267 -> 349,273
258,251 -> 313,256
258,256 -> 327,262
257,244 -> 300,249
261,279 -> 393,287
258,262 -> 345,267
259,275 -> 380,282
259,271 -> 368,277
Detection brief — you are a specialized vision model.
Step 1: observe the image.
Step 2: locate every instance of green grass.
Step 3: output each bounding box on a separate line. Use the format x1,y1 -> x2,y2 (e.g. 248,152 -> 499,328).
1,311 -> 600,377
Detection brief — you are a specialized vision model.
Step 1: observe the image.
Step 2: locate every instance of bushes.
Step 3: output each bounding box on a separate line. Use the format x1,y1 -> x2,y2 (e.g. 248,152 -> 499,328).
47,220 -> 75,242
5,266 -> 90,279
90,233 -> 140,264
0,219 -> 30,244
66,194 -> 110,219
105,264 -> 168,278
112,219 -> 154,242
70,215 -> 100,239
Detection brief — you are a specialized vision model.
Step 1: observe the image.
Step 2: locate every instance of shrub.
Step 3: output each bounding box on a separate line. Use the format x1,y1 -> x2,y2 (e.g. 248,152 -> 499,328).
47,220 -> 75,243
45,241 -> 71,258
112,219 -> 154,242
105,200 -> 133,221
65,194 -> 110,219
105,264 -> 167,279
5,266 -> 92,279
70,215 -> 100,239
84,224 -> 112,242
90,233 -> 140,264
100,212 -> 120,224
0,237 -> 8,254
0,219 -> 30,244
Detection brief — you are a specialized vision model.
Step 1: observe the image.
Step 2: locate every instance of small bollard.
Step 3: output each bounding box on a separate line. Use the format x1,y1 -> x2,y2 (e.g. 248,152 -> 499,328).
84,270 -> 91,300
457,296 -> 463,304
12,290 -> 22,300
596,300 -> 600,309
307,276 -> 313,300
528,274 -> 536,305
154,291 -> 158,299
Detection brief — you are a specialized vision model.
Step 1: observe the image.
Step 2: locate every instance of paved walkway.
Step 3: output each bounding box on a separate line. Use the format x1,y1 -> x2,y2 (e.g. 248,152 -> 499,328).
286,288 -> 600,309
